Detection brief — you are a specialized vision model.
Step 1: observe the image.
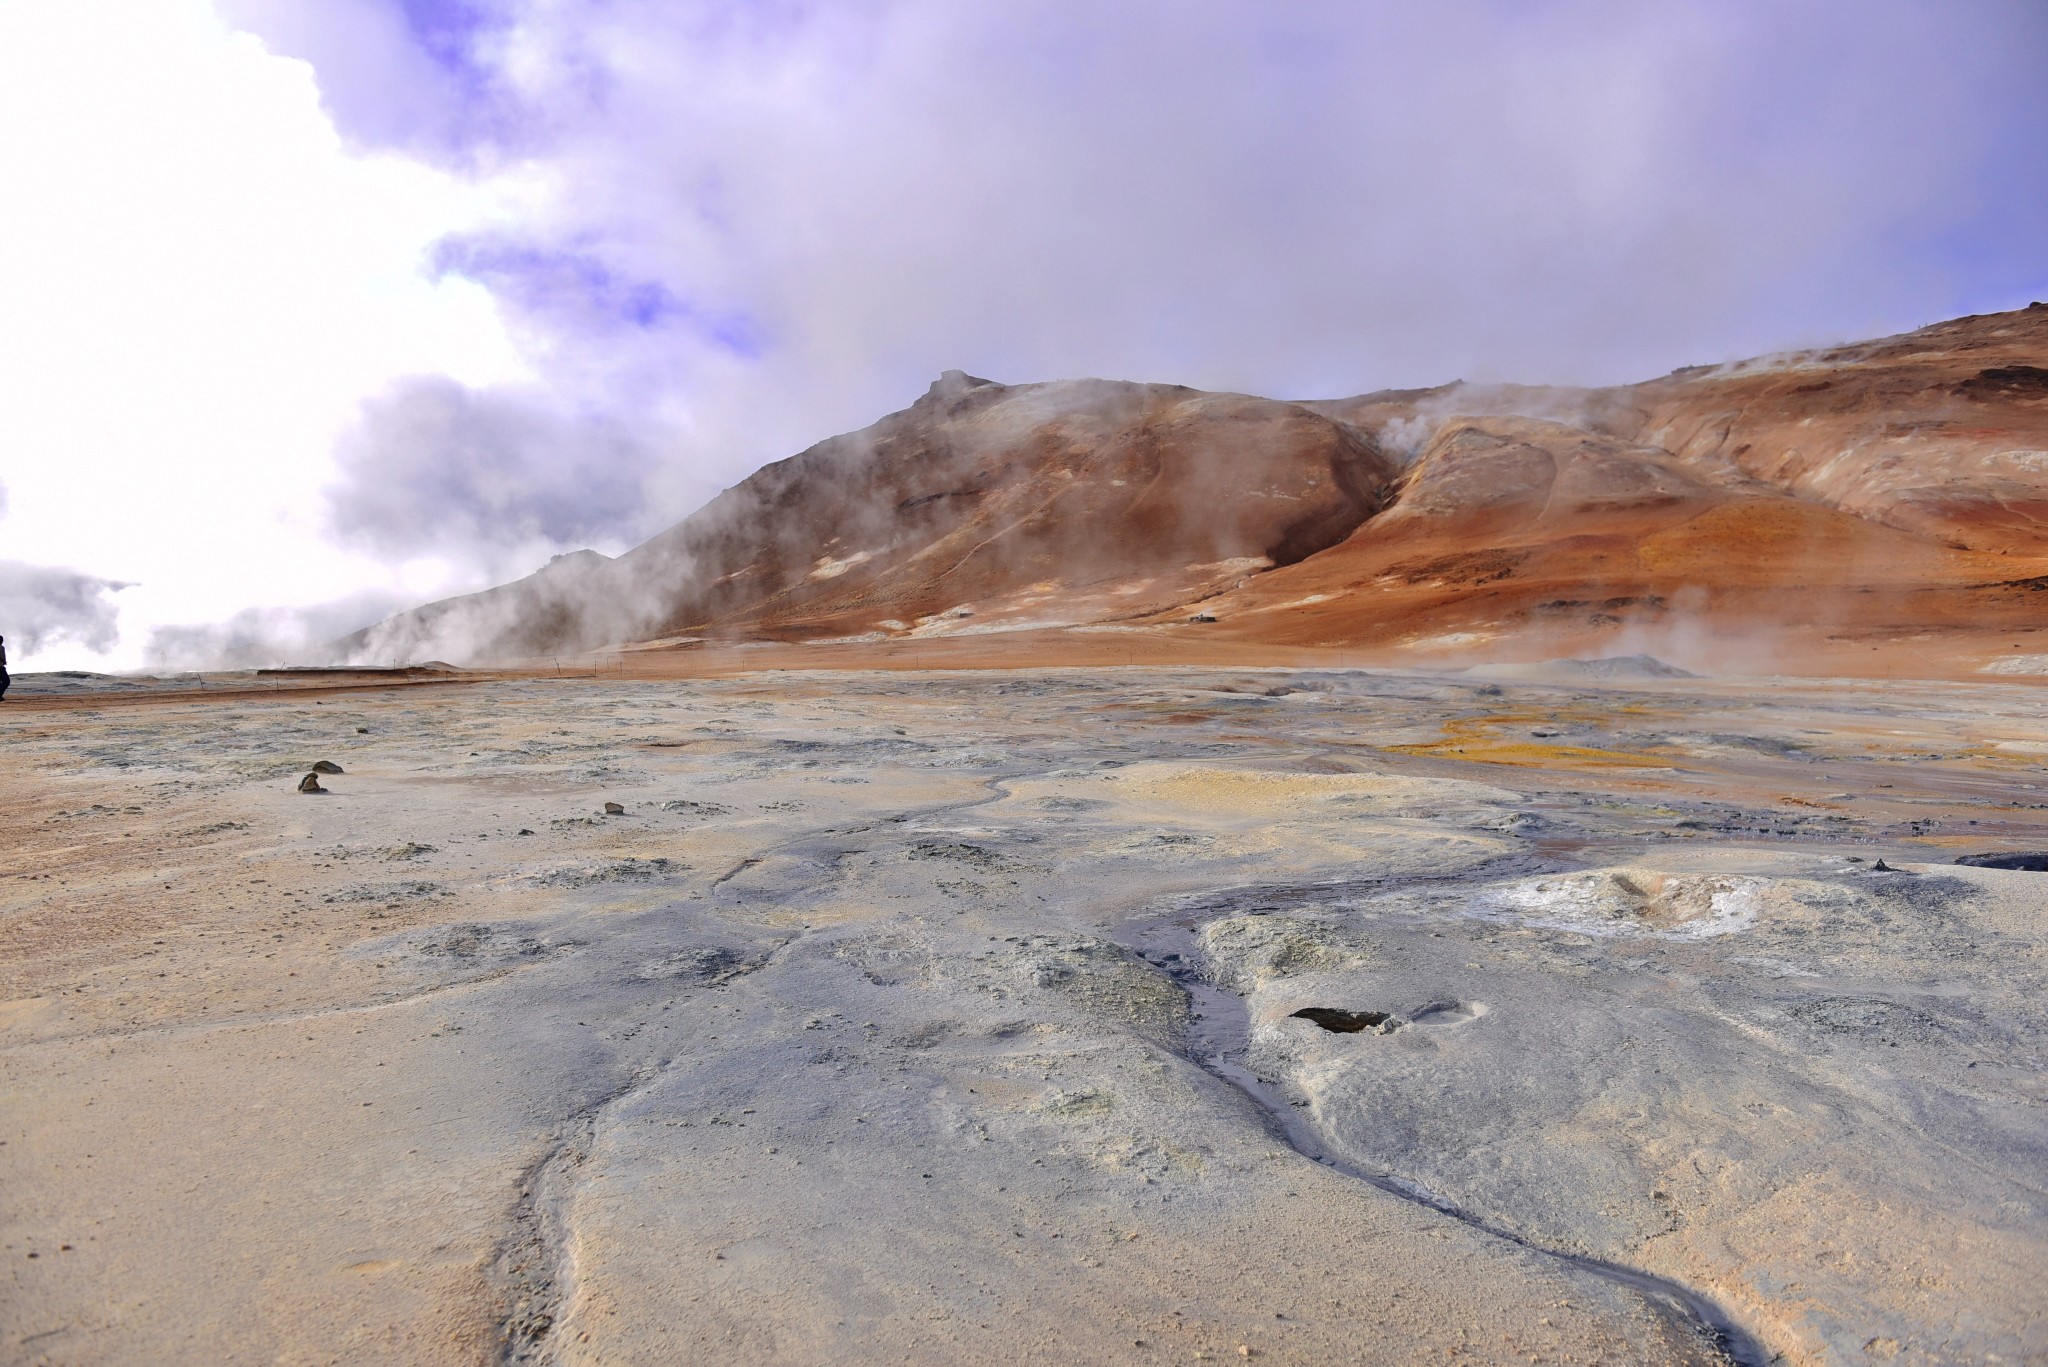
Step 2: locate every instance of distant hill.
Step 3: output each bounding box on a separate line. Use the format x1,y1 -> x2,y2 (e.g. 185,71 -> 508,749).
341,306 -> 2048,666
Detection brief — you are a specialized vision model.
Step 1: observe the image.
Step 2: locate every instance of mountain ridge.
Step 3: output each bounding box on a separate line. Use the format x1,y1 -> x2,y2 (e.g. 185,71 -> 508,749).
341,303 -> 2048,670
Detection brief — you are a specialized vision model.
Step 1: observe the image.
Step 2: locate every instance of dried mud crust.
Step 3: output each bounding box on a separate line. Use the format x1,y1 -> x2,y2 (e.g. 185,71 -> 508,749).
3,667 -> 2046,1365
1146,854 -> 2045,1365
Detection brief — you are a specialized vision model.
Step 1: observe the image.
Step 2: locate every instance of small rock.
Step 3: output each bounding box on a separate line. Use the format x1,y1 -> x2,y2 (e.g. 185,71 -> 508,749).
311,760 -> 344,774
517,828 -> 535,836
603,802 -> 625,815
1873,858 -> 1896,872
297,773 -> 326,794
355,727 -> 369,734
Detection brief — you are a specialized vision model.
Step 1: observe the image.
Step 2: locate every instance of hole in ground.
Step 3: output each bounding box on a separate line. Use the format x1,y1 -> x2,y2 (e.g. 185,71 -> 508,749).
1290,1007 -> 1388,1033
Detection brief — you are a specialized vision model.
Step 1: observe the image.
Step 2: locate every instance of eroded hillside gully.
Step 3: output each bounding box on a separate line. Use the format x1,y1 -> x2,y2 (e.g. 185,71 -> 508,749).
4,666 -> 2046,1365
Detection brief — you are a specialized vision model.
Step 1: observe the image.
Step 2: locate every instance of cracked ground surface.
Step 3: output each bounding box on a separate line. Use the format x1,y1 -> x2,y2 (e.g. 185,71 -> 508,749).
2,667 -> 2046,1365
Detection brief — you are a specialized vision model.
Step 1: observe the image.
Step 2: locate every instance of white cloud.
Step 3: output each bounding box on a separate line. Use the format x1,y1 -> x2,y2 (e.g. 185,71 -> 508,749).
6,0 -> 2045,669
0,0 -> 527,669
0,561 -> 133,657
324,375 -> 673,570
143,589 -> 413,671
272,0 -> 2048,514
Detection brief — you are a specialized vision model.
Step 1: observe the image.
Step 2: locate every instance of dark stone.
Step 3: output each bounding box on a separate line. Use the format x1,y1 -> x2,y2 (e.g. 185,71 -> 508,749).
1954,851 -> 2048,872
1289,1006 -> 1389,1034
1955,365 -> 2048,399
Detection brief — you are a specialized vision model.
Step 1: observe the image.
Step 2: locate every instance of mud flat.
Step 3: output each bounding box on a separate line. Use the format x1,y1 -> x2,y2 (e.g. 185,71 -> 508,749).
3,666 -> 2045,1364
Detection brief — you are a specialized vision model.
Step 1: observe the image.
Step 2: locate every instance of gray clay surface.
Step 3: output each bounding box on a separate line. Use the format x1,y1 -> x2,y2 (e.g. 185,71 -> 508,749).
3,668 -> 2045,1364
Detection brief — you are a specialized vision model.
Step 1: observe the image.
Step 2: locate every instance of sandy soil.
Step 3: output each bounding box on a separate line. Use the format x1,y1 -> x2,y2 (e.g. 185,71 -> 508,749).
3,663 -> 2045,1365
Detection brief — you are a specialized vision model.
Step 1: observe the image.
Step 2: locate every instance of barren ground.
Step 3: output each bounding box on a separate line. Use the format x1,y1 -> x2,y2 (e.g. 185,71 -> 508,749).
3,660 -> 2045,1365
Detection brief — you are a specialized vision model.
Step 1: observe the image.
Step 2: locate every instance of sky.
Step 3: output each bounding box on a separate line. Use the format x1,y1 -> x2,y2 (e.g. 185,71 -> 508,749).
2,0 -> 2045,671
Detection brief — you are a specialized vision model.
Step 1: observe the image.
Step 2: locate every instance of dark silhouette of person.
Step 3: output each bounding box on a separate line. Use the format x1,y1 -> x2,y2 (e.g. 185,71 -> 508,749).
0,634 -> 9,701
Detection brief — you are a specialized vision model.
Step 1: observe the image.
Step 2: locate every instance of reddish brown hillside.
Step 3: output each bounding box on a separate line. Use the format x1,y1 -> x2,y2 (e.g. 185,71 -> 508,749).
347,373 -> 1398,660
344,305 -> 2048,675
1612,304 -> 2048,553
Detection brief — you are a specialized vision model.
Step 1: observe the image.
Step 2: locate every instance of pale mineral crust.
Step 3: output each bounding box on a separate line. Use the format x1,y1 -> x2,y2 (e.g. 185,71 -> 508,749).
4,663 -> 2045,1364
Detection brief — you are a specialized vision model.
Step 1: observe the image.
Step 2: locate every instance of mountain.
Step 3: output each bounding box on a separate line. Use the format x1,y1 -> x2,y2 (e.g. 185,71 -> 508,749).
342,305 -> 2048,669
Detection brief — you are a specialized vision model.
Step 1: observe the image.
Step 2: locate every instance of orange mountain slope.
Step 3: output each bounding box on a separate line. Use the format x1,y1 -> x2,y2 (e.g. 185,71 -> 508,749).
344,304 -> 2048,673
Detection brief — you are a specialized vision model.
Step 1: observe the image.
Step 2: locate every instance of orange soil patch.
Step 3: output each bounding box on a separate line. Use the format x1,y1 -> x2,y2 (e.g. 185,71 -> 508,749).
1381,713 -> 1676,770
1634,500 -> 2003,583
